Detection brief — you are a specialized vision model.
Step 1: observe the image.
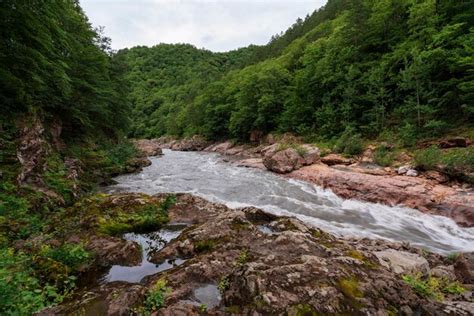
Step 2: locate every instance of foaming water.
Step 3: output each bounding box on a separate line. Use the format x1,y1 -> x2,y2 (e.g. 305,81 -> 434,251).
104,150 -> 474,254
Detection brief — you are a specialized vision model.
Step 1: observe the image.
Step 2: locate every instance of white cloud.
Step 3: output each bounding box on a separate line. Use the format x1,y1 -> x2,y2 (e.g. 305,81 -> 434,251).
80,0 -> 327,52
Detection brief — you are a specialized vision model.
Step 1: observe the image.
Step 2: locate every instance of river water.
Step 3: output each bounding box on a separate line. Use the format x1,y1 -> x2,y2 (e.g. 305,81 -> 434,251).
104,149 -> 474,254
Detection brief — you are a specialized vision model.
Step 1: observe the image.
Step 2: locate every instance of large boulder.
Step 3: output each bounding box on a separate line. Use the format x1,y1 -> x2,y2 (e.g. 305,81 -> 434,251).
300,144 -> 320,165
133,139 -> 163,156
374,249 -> 430,275
263,148 -> 305,173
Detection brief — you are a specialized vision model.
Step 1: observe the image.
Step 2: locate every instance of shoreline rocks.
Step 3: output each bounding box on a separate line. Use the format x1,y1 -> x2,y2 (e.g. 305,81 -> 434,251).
147,137 -> 473,227
39,193 -> 474,315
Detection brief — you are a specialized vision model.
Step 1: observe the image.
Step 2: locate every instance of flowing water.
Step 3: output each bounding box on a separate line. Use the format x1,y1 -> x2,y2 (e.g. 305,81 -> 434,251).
104,149 -> 474,254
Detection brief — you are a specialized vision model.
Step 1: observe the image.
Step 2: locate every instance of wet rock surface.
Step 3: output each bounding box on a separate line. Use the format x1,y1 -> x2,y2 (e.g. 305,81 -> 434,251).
289,164 -> 474,227
41,193 -> 474,315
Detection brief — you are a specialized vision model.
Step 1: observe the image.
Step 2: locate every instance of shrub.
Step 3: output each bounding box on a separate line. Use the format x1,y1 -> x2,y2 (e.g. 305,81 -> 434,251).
334,127 -> 364,156
414,147 -> 474,182
414,146 -> 440,170
40,243 -> 92,271
0,248 -> 65,315
373,145 -> 396,167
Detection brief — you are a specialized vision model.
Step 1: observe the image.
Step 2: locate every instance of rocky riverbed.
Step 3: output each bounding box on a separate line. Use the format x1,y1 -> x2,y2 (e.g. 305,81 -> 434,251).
136,136 -> 474,227
38,193 -> 474,315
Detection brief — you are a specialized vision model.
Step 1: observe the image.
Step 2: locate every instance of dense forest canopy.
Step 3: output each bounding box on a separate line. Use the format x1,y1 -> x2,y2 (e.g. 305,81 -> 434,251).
0,0 -> 130,139
121,0 -> 474,145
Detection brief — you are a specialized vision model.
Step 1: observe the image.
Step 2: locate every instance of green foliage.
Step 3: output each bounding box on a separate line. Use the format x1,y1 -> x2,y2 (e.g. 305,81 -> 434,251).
402,273 -> 465,301
98,196 -> 173,235
414,146 -> 440,170
373,145 -> 396,167
39,243 -> 92,271
235,249 -> 249,266
414,146 -> 474,181
117,0 -> 473,143
334,127 -> 364,156
143,279 -> 171,313
218,276 -> 230,294
0,1 -> 130,138
0,248 -> 67,315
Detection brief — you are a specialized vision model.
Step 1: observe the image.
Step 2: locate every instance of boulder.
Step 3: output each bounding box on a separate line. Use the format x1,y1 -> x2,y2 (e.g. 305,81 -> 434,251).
406,169 -> 419,177
321,154 -> 354,166
133,139 -> 163,156
300,144 -> 320,165
124,157 -> 151,173
374,249 -> 430,275
263,148 -> 305,173
454,253 -> 474,284
397,165 -> 411,175
431,265 -> 457,281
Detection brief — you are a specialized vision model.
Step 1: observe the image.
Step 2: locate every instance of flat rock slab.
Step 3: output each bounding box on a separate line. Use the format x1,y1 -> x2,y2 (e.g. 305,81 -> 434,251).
374,249 -> 430,275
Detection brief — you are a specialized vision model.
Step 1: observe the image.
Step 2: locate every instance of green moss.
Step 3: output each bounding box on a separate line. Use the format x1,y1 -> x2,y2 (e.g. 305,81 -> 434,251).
194,240 -> 216,253
293,304 -> 319,316
345,249 -> 377,269
231,221 -> 251,231
97,199 -> 172,235
337,277 -> 362,299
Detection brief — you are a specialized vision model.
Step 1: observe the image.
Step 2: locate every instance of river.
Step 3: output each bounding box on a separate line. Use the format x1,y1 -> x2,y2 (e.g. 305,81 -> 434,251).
104,149 -> 474,254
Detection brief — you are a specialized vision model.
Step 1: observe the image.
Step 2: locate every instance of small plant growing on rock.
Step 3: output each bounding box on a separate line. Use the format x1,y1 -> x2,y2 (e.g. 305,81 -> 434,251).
143,279 -> 171,313
195,240 -> 215,253
446,253 -> 460,264
218,276 -> 230,294
402,273 -> 465,301
235,249 -> 249,266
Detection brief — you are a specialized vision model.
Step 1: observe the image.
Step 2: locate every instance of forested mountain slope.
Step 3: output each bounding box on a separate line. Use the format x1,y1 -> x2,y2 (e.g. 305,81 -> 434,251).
0,2 -> 140,313
121,0 -> 474,144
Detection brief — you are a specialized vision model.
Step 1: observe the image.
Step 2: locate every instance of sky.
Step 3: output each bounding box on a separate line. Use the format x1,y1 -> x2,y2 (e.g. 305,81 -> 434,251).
80,0 -> 327,52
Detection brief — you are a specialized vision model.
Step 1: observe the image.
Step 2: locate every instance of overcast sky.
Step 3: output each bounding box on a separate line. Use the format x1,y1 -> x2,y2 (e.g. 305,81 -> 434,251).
80,0 -> 327,52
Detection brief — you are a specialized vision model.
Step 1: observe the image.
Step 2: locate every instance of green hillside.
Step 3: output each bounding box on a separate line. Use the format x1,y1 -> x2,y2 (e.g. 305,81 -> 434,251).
120,0 -> 474,144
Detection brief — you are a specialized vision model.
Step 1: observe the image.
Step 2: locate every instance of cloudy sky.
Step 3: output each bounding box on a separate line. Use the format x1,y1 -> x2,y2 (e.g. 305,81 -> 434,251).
81,0 -> 327,52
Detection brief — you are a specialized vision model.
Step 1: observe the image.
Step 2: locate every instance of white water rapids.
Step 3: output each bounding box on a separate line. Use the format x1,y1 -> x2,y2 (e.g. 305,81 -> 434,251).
104,149 -> 474,254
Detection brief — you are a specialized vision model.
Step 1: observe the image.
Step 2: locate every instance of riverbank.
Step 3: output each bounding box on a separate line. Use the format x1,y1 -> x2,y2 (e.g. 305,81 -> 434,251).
38,193 -> 474,315
135,137 -> 474,228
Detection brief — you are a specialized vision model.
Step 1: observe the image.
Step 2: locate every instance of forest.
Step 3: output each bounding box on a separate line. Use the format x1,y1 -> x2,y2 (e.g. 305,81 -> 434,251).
122,0 -> 474,146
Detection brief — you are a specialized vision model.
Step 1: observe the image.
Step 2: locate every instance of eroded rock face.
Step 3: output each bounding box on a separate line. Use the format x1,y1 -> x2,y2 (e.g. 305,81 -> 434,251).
42,194 -> 473,315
